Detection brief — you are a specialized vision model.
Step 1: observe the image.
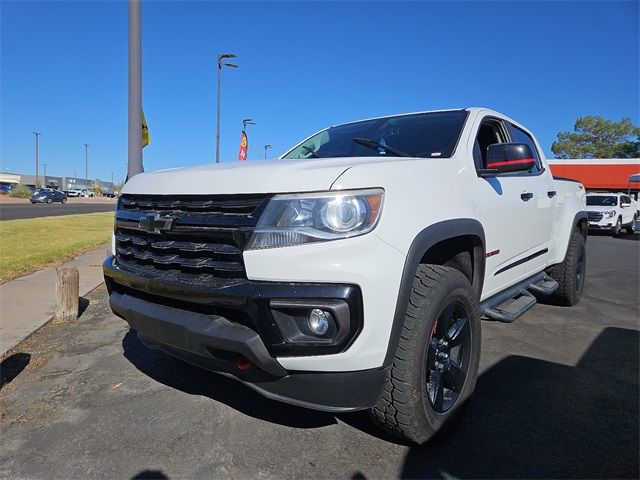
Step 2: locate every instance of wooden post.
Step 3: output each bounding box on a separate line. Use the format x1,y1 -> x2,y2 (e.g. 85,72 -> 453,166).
55,267 -> 79,322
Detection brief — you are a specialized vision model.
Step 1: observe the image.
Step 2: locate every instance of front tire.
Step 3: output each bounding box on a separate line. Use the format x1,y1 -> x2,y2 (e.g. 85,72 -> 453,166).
370,265 -> 481,444
546,228 -> 586,306
613,217 -> 622,236
46,197 -> 52,204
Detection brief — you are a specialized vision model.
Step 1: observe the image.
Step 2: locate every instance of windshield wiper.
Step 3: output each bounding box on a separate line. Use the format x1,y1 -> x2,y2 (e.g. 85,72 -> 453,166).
352,138 -> 409,157
302,145 -> 320,158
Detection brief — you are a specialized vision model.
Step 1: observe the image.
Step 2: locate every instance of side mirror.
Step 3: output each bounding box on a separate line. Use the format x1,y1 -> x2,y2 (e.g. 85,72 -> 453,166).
479,143 -> 536,177
621,202 -> 631,208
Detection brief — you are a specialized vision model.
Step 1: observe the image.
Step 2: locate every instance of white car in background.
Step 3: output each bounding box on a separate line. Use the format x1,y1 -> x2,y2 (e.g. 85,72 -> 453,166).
586,192 -> 637,235
66,188 -> 94,198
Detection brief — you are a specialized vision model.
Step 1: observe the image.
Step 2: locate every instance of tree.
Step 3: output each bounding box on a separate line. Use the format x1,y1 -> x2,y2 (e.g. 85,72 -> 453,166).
551,116 -> 640,159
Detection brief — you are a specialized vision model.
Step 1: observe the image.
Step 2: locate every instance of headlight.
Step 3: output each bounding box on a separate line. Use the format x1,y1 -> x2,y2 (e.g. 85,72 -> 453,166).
246,188 -> 384,250
604,210 -> 616,218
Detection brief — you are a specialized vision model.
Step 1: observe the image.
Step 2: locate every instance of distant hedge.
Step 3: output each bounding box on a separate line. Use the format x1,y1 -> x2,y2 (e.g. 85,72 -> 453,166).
10,184 -> 32,198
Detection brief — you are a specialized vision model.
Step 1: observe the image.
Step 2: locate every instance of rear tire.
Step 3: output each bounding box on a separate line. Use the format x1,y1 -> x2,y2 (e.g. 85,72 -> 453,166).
61,197 -> 67,204
625,216 -> 636,234
546,229 -> 586,306
370,265 -> 481,444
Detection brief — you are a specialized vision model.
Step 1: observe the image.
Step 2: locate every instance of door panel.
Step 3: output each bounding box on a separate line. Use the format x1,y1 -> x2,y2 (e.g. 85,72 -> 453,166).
477,176 -> 533,298
473,117 -> 533,298
525,170 -> 556,273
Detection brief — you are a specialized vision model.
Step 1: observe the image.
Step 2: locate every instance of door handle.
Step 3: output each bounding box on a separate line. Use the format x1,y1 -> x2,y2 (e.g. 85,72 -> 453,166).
547,191 -> 557,198
520,192 -> 533,201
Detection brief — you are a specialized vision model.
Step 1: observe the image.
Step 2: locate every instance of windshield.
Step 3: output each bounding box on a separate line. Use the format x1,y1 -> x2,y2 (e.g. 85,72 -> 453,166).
586,196 -> 618,206
282,110 -> 468,160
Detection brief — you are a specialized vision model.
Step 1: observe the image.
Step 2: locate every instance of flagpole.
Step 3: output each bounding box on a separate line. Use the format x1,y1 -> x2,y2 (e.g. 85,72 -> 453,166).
128,0 -> 143,180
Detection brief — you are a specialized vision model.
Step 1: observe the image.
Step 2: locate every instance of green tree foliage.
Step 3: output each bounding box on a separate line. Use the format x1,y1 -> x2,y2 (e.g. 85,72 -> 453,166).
10,184 -> 32,198
552,116 -> 640,159
92,183 -> 102,196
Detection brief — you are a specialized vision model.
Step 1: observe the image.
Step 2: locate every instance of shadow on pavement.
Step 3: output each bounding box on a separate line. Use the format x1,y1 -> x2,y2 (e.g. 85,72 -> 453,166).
121,327 -> 638,478
122,330 -> 337,429
0,352 -> 31,389
131,470 -> 169,480
400,327 -> 639,479
78,297 -> 91,317
589,231 -> 638,241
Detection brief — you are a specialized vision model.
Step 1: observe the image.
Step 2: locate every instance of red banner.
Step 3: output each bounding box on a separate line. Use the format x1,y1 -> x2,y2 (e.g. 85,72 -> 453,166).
238,131 -> 248,161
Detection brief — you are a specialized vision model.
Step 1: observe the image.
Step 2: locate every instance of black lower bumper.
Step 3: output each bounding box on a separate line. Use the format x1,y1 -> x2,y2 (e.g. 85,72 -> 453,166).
104,256 -> 385,412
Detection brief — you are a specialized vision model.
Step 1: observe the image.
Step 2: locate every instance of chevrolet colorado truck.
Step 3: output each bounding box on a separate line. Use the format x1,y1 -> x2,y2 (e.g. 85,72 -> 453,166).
104,108 -> 588,444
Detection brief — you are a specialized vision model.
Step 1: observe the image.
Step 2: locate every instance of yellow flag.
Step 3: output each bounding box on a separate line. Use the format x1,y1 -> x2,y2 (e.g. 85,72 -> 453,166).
142,110 -> 150,148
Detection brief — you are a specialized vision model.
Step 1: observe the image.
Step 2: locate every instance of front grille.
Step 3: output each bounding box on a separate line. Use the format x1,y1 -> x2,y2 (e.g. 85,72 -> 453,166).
587,211 -> 603,222
114,194 -> 271,286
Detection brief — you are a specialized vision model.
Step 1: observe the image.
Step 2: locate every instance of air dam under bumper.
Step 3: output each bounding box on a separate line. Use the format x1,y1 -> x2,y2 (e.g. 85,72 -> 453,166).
104,256 -> 387,412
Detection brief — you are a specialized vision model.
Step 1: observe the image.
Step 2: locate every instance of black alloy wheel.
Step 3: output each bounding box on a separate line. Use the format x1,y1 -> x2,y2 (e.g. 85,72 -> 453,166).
425,301 -> 471,413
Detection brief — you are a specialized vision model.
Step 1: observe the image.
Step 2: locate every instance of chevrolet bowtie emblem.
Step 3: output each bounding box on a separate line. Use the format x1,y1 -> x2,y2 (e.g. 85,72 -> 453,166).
139,213 -> 175,234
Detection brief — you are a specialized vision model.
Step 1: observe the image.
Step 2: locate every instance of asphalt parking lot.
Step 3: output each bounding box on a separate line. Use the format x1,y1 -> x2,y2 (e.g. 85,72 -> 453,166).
1,234 -> 638,479
0,199 -> 116,221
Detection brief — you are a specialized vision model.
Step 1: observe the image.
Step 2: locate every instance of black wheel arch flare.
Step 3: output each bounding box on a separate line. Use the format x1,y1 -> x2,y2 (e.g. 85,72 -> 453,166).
382,219 -> 486,368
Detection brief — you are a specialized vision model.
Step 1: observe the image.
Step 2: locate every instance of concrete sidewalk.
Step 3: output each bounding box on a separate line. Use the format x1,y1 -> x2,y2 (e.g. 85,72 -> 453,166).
0,245 -> 109,357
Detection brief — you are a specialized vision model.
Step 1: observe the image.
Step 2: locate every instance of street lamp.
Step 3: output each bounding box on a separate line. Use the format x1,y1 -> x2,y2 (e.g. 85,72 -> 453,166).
216,53 -> 238,164
242,118 -> 255,131
43,163 -> 47,185
33,132 -> 41,188
83,144 -> 90,191
264,144 -> 272,159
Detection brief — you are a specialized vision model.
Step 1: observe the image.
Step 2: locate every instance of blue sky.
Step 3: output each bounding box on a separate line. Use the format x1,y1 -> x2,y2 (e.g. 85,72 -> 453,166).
2,1 -> 638,183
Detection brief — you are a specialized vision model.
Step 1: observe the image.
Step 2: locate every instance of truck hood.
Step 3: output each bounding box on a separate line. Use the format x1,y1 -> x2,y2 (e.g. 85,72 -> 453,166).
122,157 -> 392,195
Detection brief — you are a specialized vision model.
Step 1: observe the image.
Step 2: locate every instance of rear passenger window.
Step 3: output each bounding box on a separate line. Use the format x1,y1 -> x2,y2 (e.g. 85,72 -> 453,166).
508,123 -> 543,174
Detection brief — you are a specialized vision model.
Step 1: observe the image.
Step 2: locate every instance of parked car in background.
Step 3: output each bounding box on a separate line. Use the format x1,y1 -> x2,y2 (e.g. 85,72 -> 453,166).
66,188 -> 94,198
586,192 -> 637,235
0,185 -> 12,195
30,188 -> 67,204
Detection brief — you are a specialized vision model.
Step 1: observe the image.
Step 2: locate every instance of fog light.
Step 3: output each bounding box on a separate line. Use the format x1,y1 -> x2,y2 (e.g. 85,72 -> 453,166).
308,308 -> 331,335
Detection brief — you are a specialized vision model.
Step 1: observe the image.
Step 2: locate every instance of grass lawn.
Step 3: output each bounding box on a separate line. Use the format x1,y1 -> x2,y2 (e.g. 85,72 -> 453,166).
0,212 -> 113,282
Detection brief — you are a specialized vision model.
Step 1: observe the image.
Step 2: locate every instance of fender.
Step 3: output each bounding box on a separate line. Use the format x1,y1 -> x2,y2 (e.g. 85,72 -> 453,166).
555,210 -> 588,265
382,219 -> 485,367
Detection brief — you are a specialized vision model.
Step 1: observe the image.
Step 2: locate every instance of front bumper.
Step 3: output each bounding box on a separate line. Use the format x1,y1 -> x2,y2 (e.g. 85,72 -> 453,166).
588,221 -> 614,230
104,256 -> 386,412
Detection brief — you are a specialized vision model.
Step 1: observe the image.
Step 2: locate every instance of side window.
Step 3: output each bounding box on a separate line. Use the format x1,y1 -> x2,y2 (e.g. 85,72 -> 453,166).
473,119 -> 509,171
508,123 -> 543,174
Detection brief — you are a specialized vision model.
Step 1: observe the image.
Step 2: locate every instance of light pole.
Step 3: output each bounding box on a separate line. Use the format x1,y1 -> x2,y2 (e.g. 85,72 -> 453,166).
43,163 -> 47,186
216,53 -> 238,163
242,118 -> 254,132
83,144 -> 90,190
128,0 -> 143,179
111,171 -> 114,184
33,132 -> 41,188
264,144 -> 272,159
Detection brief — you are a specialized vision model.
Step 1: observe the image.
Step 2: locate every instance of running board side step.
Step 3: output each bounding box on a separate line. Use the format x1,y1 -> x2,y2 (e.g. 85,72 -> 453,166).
527,275 -> 559,295
483,290 -> 537,323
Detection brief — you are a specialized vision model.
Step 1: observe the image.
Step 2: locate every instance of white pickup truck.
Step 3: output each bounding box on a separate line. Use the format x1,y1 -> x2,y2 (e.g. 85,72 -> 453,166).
104,108 -> 587,443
